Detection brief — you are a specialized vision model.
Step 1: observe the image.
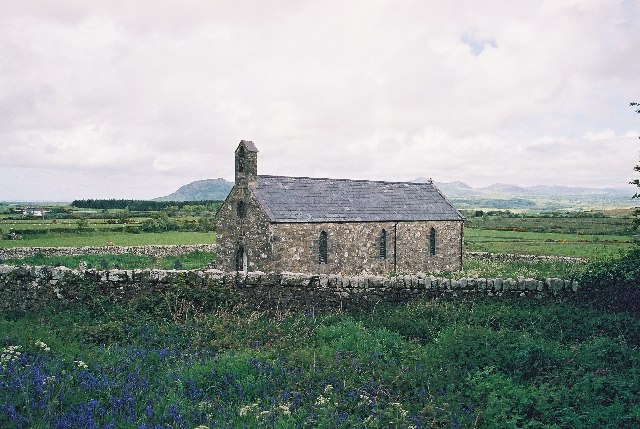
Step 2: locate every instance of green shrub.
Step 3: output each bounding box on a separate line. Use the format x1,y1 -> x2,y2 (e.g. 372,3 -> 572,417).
576,248 -> 640,313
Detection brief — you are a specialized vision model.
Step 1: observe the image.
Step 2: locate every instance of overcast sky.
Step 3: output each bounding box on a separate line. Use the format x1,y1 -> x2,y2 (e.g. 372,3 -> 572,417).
1,0 -> 639,201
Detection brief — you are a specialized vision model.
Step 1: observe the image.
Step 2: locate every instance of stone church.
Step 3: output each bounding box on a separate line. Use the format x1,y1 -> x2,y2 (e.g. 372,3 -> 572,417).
215,140 -> 464,275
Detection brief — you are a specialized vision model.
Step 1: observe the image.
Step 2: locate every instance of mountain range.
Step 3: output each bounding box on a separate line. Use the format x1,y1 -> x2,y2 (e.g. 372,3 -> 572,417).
411,177 -> 631,198
156,177 -> 635,210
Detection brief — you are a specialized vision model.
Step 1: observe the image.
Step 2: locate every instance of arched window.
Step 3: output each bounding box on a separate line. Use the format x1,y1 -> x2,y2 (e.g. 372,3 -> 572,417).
237,201 -> 247,218
237,146 -> 245,172
379,229 -> 387,259
429,227 -> 436,256
235,245 -> 246,272
318,231 -> 328,264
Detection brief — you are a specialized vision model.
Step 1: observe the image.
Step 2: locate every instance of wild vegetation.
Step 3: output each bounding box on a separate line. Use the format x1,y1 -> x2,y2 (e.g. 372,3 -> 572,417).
2,287 -> 639,428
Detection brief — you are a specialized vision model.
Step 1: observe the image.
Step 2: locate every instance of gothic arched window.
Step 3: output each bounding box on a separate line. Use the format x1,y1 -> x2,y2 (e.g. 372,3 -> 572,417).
379,229 -> 387,259
235,244 -> 245,271
318,231 -> 328,264
237,201 -> 247,218
237,146 -> 245,172
429,227 -> 436,256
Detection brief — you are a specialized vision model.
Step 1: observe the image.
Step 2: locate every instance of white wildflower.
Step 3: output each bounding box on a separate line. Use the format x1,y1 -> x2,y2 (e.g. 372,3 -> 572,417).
315,395 -> 328,406
256,410 -> 271,420
74,360 -> 88,369
1,345 -> 22,367
35,340 -> 50,352
239,403 -> 259,417
324,384 -> 333,394
277,402 -> 291,415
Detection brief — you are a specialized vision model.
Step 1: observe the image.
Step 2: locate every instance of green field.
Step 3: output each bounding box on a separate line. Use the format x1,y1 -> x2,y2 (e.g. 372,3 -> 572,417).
2,296 -> 638,428
460,255 -> 583,279
465,212 -> 635,235
0,231 -> 216,248
1,250 -> 216,270
464,228 -> 634,259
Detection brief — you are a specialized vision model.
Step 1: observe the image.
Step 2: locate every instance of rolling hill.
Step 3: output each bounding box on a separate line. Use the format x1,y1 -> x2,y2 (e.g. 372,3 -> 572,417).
154,178 -> 233,202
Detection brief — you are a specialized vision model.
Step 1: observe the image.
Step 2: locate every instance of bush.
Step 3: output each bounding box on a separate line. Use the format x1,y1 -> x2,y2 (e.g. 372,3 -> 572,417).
576,247 -> 640,313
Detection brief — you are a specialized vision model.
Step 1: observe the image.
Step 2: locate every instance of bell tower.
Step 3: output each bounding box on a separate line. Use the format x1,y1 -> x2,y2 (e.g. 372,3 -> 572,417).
235,140 -> 258,187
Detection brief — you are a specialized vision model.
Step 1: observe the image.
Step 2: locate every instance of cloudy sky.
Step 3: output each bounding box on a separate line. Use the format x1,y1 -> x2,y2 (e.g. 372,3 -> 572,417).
1,0 -> 639,201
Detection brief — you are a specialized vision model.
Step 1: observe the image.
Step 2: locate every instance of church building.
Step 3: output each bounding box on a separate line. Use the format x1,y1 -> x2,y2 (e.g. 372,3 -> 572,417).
215,140 -> 464,275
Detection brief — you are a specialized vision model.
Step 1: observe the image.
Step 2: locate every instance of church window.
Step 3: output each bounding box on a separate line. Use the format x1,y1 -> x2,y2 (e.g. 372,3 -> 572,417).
237,201 -> 247,218
379,229 -> 387,259
429,227 -> 436,256
235,245 -> 246,272
318,231 -> 328,264
237,146 -> 245,172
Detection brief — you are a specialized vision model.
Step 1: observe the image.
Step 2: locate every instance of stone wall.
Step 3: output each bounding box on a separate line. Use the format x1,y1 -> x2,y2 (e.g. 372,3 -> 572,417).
215,184 -> 273,272
270,220 -> 463,275
0,244 -> 216,260
0,264 -> 578,313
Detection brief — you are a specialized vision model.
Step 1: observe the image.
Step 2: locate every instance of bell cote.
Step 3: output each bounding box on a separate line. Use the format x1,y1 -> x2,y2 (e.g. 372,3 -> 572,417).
235,140 -> 258,187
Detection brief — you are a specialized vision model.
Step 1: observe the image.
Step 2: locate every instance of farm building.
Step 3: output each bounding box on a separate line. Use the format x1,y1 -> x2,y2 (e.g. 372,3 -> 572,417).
215,140 -> 464,275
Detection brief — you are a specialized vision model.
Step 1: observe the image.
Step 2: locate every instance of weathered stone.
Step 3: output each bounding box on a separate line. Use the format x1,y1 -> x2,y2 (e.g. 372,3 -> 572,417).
525,279 -> 538,291
0,265 -> 579,314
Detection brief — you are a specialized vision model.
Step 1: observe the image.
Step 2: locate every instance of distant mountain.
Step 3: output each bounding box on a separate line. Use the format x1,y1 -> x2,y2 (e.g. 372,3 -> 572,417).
155,176 -> 634,210
412,178 -> 635,210
154,178 -> 233,201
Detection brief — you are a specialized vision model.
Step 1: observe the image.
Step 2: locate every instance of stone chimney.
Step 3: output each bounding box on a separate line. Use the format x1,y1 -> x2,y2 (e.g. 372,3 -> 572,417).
235,140 -> 258,187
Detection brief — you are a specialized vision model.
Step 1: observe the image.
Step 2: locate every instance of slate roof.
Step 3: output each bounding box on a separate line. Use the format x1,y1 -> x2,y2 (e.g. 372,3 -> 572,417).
252,175 -> 464,223
238,140 -> 258,152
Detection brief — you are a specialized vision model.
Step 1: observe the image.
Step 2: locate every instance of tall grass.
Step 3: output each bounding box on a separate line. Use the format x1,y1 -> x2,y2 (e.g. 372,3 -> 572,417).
2,297 -> 639,428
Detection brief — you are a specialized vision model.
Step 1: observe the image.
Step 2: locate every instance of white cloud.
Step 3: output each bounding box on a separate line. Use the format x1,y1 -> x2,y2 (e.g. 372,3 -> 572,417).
1,0 -> 639,200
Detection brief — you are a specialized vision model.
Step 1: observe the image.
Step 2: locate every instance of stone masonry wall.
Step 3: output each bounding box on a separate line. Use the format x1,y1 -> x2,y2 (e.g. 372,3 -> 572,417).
0,265 -> 578,314
215,185 -> 273,272
271,220 -> 463,275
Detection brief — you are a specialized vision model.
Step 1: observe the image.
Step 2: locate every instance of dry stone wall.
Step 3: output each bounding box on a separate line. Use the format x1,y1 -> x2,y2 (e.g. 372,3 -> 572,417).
0,244 -> 216,260
0,265 -> 578,313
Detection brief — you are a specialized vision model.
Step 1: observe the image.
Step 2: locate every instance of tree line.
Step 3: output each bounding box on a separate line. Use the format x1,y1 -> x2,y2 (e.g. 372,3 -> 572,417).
71,199 -> 222,211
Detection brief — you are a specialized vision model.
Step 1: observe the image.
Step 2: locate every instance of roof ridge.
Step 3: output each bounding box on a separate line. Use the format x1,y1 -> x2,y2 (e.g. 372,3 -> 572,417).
258,174 -> 434,186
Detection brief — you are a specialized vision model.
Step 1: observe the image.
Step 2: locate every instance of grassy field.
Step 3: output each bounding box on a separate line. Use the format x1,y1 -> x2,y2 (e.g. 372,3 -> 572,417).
0,231 -> 216,248
464,228 -> 634,259
1,250 -> 216,270
460,255 -> 583,279
1,298 -> 638,428
464,212 -> 636,235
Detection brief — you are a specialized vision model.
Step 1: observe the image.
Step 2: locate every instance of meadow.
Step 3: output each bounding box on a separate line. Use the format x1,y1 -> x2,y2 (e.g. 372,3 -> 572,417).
1,203 -> 639,427
2,296 -> 639,428
462,211 -> 636,259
